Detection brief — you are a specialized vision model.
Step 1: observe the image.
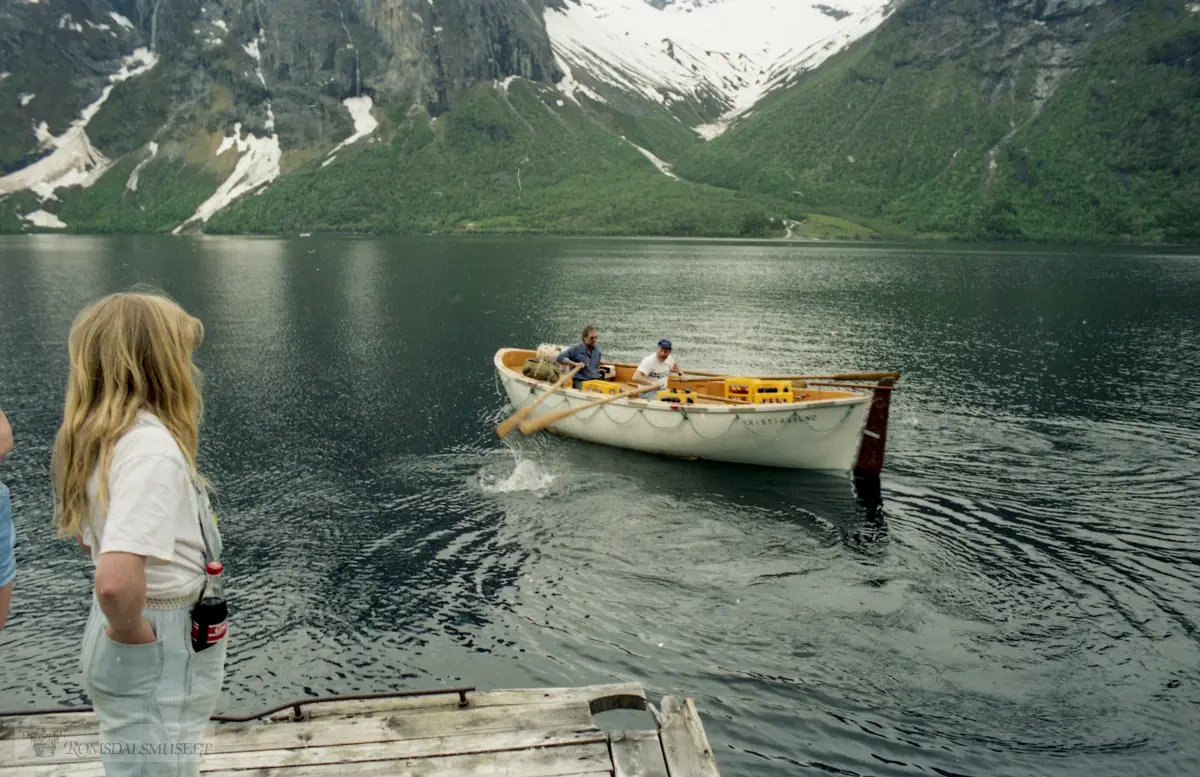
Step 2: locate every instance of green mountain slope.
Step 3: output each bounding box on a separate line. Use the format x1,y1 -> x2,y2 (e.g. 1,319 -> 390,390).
207,82 -> 803,236
5,79 -> 815,238
676,0 -> 1200,243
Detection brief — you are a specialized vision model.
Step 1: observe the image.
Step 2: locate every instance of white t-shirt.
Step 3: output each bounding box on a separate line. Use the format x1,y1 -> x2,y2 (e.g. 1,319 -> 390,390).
81,412 -> 208,599
636,353 -> 677,386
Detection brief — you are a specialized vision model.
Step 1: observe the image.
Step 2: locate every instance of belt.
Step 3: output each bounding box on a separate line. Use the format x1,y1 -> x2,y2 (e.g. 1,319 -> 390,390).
145,581 -> 205,610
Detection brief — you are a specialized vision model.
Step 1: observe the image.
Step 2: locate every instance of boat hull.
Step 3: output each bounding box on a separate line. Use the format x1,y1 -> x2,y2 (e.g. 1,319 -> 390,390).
496,353 -> 872,471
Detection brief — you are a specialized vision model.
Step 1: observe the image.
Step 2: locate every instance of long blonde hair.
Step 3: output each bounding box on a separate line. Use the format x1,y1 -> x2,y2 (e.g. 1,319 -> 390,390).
51,290 -> 207,538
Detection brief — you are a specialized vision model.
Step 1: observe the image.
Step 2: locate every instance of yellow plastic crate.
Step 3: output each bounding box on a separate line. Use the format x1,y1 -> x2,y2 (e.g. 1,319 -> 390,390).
753,380 -> 794,404
655,388 -> 696,404
581,380 -> 620,395
724,377 -> 760,401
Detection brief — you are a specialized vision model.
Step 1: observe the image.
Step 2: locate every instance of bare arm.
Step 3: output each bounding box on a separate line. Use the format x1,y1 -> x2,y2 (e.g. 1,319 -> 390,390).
556,347 -> 584,370
0,409 -> 11,460
630,370 -> 654,386
95,552 -> 155,644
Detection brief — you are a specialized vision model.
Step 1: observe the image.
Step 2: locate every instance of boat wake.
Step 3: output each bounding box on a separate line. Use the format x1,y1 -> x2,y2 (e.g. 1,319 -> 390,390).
478,456 -> 558,495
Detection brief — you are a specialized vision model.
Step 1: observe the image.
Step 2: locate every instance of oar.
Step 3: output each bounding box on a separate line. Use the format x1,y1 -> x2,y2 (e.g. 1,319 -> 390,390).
805,381 -> 898,391
756,372 -> 901,382
675,371 -> 900,383
496,364 -> 581,439
518,383 -> 661,436
694,393 -> 751,405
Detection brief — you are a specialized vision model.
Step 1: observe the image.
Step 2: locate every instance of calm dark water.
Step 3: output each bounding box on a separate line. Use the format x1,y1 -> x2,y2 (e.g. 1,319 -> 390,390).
1,235 -> 1198,776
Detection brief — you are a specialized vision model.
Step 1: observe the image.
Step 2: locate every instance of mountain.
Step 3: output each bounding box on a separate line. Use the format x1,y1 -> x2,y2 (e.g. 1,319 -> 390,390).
544,0 -> 893,136
675,0 -> 1200,242
1,0 -> 1197,242
0,0 -> 576,233
1,0 -> 884,237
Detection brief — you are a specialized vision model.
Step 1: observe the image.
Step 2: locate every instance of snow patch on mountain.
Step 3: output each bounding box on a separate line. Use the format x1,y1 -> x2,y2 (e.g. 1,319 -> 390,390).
625,138 -> 679,179
553,55 -> 607,104
328,96 -> 378,156
125,142 -> 159,192
0,49 -> 158,201
23,210 -> 66,229
178,123 -> 281,230
58,14 -> 85,32
546,0 -> 893,137
176,32 -> 280,231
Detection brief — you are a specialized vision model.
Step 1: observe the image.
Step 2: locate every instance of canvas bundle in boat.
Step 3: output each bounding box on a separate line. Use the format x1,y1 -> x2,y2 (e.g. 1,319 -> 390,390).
522,358 -> 560,382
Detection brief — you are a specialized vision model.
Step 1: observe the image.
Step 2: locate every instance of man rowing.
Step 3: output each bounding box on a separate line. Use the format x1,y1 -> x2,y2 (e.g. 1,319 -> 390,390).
556,325 -> 602,389
631,338 -> 682,398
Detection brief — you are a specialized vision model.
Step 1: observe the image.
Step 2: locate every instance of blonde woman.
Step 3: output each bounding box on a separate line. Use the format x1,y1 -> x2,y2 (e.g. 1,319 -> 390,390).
51,291 -> 226,777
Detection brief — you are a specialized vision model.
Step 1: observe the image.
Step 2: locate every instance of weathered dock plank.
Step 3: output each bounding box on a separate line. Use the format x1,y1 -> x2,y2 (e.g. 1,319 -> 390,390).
611,730 -> 670,777
2,743 -> 613,777
265,682 -> 648,722
0,683 -> 721,777
658,696 -> 721,777
198,727 -> 608,773
0,684 -> 641,742
5,703 -> 598,767
5,725 -> 605,775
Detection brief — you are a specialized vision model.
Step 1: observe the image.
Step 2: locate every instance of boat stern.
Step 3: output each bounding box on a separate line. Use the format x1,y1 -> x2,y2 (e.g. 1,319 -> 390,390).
853,376 -> 898,476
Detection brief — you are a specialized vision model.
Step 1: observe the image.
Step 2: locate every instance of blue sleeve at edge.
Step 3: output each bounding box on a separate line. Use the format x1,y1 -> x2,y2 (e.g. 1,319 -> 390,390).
0,483 -> 14,588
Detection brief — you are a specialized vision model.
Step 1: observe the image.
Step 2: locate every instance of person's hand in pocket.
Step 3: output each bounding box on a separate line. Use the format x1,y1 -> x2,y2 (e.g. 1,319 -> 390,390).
106,618 -> 156,645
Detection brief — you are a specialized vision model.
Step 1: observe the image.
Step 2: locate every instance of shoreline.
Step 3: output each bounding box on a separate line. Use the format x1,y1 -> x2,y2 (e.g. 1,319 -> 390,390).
3,230 -> 1199,250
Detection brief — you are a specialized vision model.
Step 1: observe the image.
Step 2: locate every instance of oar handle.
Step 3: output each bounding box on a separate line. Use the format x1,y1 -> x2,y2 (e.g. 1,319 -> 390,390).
553,364 -> 583,388
518,382 -> 659,436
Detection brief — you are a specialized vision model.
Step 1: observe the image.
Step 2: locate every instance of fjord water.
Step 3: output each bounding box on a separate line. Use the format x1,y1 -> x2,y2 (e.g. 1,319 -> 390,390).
1,235 -> 1197,776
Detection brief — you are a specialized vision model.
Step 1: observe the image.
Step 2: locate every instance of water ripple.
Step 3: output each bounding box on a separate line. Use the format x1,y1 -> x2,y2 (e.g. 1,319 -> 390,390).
1,238 -> 1199,777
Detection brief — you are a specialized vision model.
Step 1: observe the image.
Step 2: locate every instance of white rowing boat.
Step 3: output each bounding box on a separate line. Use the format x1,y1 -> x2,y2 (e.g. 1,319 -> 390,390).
494,348 -> 898,473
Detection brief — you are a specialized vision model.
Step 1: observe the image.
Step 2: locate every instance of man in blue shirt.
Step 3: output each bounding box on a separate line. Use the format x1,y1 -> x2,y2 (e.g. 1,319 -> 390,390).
556,325 -> 602,389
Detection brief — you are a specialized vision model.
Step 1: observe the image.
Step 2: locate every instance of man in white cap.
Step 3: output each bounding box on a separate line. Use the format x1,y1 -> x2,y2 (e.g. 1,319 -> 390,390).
631,338 -> 683,398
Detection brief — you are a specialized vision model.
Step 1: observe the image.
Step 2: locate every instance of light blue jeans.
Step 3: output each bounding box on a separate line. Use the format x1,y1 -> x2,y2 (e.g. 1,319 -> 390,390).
80,596 -> 226,776
0,483 -> 14,589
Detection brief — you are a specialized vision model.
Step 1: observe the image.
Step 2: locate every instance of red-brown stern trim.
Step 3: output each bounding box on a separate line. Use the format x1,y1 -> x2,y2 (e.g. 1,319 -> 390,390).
854,376 -> 898,475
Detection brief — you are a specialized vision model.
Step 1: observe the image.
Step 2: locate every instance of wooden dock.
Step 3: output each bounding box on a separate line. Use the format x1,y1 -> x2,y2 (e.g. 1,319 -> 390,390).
1,683 -> 721,776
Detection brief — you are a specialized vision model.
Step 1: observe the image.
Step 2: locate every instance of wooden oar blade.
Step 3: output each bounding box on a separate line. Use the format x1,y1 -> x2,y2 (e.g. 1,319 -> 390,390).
495,412 -> 526,440
496,364 -> 580,439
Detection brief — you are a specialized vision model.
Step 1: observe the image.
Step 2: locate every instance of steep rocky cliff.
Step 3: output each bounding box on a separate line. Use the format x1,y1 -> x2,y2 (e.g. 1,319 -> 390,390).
0,0 -> 560,169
